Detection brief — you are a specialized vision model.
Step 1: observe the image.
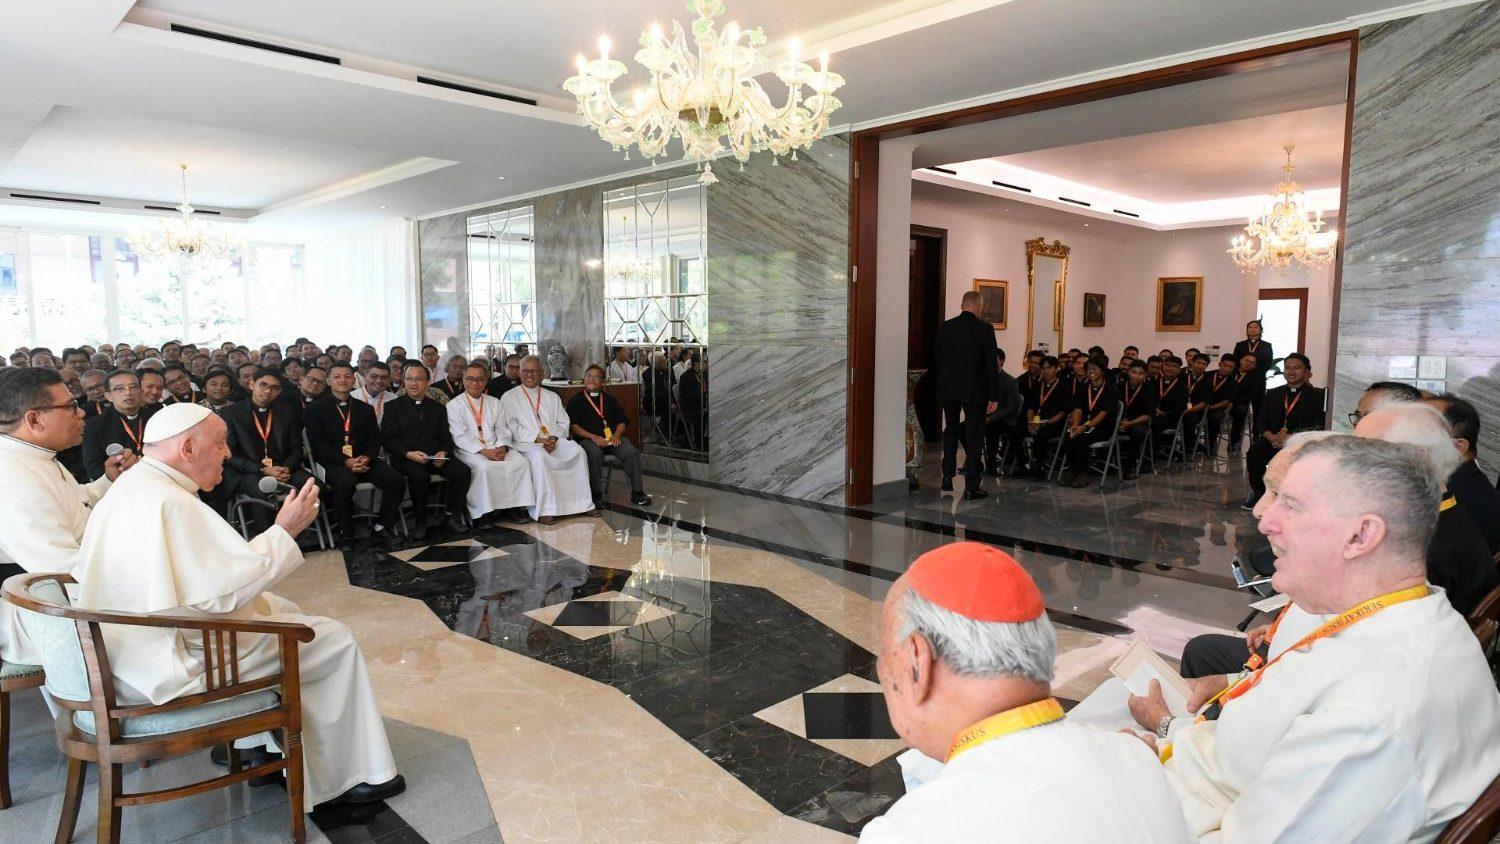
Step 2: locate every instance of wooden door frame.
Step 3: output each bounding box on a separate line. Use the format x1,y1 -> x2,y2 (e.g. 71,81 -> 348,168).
844,31 -> 1359,506
1256,287 -> 1310,358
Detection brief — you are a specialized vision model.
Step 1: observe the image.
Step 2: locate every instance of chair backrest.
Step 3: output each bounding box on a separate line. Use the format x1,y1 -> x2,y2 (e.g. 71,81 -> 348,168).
302,430 -> 326,484
1437,771 -> 1500,844
17,577 -> 92,702
1467,584 -> 1500,636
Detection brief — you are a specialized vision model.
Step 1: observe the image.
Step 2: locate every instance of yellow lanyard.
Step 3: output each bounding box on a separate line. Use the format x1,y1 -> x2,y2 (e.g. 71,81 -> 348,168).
947,698 -> 1065,762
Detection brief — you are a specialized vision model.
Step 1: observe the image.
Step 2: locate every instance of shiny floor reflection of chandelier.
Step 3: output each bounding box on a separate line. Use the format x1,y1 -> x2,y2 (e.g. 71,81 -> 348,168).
1228,145 -> 1337,271
562,0 -> 845,185
131,164 -> 241,265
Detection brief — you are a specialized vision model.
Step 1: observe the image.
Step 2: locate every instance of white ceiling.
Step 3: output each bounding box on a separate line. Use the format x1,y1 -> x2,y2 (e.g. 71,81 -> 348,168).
0,0 -> 1473,240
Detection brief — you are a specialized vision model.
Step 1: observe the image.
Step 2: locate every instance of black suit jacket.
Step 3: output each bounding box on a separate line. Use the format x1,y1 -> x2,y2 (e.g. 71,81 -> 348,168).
1255,384 -> 1325,436
933,311 -> 1001,404
1429,495 -> 1498,615
381,395 -> 455,459
435,377 -> 464,400
1449,461 -> 1500,555
81,406 -> 156,481
222,400 -> 307,477
486,376 -> 520,400
1232,339 -> 1275,382
987,369 -> 1022,427
306,396 -> 383,466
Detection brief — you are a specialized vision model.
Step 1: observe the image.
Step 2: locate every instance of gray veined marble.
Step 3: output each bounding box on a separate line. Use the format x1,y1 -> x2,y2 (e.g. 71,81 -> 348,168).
418,213 -> 469,352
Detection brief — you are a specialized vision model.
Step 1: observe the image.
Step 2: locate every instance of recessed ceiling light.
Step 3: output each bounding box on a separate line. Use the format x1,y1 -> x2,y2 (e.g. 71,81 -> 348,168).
497,176 -> 506,180
1083,223 -> 1090,227
379,205 -> 387,209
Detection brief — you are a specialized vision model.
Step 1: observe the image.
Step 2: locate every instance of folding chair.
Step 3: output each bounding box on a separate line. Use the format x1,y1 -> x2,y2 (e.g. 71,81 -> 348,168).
1087,402 -> 1127,490
1187,413 -> 1211,462
1042,433 -> 1067,481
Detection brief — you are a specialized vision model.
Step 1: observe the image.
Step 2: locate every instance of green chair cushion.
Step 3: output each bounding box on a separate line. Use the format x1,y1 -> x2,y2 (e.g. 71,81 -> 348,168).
74,689 -> 281,738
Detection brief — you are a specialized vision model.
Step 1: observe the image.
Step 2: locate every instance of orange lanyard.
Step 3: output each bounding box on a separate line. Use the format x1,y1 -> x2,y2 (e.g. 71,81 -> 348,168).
1213,373 -> 1228,392
334,402 -> 353,443
1283,389 -> 1304,420
251,409 -> 274,458
465,394 -> 486,430
118,415 -> 142,450
1158,376 -> 1179,399
1037,380 -> 1059,407
522,386 -> 546,426
1187,373 -> 1202,394
583,390 -> 609,423
371,391 -> 385,420
1199,585 -> 1431,719
1086,383 -> 1105,413
1125,383 -> 1141,409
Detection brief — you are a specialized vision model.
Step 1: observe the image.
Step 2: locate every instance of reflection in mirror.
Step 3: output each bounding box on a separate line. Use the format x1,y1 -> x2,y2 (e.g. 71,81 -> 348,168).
603,176 -> 709,461
466,206 -> 537,357
1025,238 -> 1070,356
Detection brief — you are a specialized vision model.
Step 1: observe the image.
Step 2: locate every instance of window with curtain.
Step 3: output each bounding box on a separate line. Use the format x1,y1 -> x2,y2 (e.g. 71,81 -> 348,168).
466,207 -> 536,357
0,224 -> 304,350
603,176 -> 708,461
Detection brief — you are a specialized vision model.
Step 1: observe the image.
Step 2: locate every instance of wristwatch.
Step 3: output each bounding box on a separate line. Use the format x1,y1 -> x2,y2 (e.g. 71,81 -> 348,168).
1155,714 -> 1175,740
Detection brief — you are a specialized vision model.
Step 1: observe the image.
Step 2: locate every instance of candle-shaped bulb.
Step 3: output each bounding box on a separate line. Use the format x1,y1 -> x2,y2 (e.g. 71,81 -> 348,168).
787,37 -> 800,62
819,52 -> 829,72
598,35 -> 611,61
650,23 -> 662,41
576,54 -> 588,74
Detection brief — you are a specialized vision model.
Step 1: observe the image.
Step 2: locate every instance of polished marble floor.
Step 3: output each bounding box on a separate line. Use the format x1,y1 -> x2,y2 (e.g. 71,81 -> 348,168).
2,446 -> 1265,842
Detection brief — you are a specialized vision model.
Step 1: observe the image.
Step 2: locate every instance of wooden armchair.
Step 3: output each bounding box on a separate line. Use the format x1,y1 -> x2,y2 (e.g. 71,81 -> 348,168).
1437,771 -> 1500,843
2,572 -> 315,843
1467,583 -> 1500,666
0,654 -> 44,808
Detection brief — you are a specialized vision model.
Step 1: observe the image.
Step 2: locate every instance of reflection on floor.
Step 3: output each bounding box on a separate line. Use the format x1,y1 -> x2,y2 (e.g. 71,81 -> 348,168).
2,449 -> 1264,842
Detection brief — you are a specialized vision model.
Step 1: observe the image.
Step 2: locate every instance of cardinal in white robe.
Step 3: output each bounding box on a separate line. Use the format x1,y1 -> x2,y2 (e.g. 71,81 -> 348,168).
497,357 -> 595,523
1129,435 -> 1500,842
0,367 -> 131,664
446,364 -> 534,520
862,542 -> 1191,843
70,403 -> 404,808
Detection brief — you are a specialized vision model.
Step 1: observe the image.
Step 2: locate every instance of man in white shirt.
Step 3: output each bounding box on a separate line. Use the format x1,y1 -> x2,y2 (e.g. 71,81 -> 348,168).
447,363 -> 534,525
497,356 -> 595,524
71,403 -> 405,808
0,367 -> 131,664
606,347 -> 639,384
1130,435 -> 1500,841
351,360 -> 396,426
862,542 -> 1191,843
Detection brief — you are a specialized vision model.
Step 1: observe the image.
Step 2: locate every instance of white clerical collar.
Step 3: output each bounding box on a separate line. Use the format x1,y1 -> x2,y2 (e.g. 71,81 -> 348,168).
140,455 -> 200,494
0,432 -> 56,457
125,414 -> 139,421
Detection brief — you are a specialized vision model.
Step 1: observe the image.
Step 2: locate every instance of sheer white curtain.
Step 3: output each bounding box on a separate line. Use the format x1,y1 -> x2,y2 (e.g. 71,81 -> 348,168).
300,220 -> 419,349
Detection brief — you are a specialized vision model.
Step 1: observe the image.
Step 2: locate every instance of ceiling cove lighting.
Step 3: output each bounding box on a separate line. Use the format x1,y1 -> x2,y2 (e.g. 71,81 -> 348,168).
1228,145 -> 1337,271
562,0 -> 845,185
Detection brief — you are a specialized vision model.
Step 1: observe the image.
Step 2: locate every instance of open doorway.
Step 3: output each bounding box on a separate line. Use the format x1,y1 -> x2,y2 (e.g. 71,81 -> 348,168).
1256,288 -> 1309,389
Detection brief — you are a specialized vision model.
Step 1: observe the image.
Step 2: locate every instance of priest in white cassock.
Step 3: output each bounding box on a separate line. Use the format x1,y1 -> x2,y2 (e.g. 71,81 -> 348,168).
497,355 -> 595,524
1129,435 -> 1500,842
70,403 -> 406,808
0,367 -> 132,665
861,542 -> 1191,843
447,362 -> 534,525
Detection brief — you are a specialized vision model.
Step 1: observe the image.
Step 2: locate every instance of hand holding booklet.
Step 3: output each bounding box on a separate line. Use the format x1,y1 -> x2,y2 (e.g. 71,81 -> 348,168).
1066,640 -> 1195,732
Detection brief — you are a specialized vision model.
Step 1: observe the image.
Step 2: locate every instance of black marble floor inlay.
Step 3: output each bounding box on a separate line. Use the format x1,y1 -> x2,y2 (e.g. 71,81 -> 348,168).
407,544 -> 492,563
551,598 -> 644,627
803,692 -> 900,741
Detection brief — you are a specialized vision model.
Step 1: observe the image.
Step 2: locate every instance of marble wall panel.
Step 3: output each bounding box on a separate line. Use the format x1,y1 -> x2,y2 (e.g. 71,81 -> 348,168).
709,344 -> 847,503
417,213 -> 468,354
533,187 -> 606,374
1334,4 -> 1500,421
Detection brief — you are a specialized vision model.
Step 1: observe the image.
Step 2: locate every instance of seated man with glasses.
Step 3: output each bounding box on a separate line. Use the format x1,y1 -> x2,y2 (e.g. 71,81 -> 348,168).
81,369 -> 157,481
1346,380 -> 1421,428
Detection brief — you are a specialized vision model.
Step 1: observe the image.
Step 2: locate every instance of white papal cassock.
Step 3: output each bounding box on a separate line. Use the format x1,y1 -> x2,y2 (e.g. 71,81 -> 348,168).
0,433 -> 111,664
1163,587 -> 1500,842
497,385 -> 593,519
446,392 -> 534,517
860,719 -> 1192,843
71,457 -> 397,806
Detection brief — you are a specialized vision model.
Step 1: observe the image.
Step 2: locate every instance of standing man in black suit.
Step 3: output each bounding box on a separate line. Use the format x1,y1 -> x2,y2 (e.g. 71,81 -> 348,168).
1232,319 -> 1274,421
1243,353 -> 1324,510
81,369 -> 156,481
222,367 -> 317,531
934,291 -> 1001,499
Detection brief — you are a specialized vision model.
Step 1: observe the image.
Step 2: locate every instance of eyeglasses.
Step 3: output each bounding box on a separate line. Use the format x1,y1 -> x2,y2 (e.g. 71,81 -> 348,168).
1347,410 -> 1366,426
110,384 -> 142,393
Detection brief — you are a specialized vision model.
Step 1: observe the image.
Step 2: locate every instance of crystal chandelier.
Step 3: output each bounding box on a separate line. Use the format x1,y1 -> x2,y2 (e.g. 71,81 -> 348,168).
562,0 -> 845,185
608,214 -> 656,289
132,164 -> 240,265
1228,145 -> 1337,271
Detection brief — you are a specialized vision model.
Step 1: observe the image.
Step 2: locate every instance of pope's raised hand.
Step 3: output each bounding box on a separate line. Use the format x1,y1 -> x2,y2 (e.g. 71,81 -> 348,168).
274,477 -> 321,538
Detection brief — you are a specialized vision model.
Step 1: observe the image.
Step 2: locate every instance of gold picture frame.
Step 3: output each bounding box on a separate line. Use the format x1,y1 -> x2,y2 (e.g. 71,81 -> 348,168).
973,279 -> 1008,329
1156,276 -> 1203,332
1084,292 -> 1106,327
1053,280 -> 1063,332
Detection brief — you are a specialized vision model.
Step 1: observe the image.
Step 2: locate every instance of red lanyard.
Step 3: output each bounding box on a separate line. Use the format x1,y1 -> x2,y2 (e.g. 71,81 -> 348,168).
1213,373 -> 1228,392
1037,380 -> 1059,407
1187,373 -> 1202,394
1124,383 -> 1141,408
251,409 -> 274,459
1086,383 -> 1105,413
1158,376 -> 1179,399
118,415 -> 142,450
1283,389 -> 1304,419
583,391 -> 609,423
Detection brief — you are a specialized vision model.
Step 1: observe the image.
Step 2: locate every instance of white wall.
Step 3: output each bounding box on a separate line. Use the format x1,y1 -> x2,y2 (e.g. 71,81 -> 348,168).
909,182 -> 1334,384
872,140 -> 919,487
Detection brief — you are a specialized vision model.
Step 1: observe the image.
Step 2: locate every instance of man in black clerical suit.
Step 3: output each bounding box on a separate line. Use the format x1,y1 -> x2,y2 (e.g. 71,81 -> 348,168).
1243,353 -> 1324,510
1015,350 -> 1043,409
1012,356 -> 1072,480
566,364 -> 653,507
307,362 -> 406,551
1180,353 -> 1212,448
1429,394 -> 1500,555
223,367 -> 316,531
933,290 -> 1002,499
1232,319 -> 1274,417
434,355 -> 466,400
382,362 -> 471,539
1198,355 -> 1240,457
79,369 -> 108,419
1117,359 -> 1157,479
1150,356 -> 1189,459
81,369 -> 156,481
161,363 -> 201,406
1060,356 -> 1119,487
1228,353 -> 1260,455
486,354 -> 523,399
982,348 -> 1023,476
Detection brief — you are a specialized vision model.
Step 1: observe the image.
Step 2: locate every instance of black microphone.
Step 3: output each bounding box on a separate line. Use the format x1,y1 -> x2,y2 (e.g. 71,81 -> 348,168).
257,476 -> 295,496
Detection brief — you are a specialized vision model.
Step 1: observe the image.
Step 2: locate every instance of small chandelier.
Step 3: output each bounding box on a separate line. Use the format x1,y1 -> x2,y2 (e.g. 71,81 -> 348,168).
1228,145 -> 1337,272
562,0 -> 845,185
607,214 -> 656,289
132,164 -> 240,265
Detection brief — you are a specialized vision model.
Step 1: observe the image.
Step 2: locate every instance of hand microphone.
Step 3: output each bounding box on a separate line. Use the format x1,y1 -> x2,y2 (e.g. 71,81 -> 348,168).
257,476 -> 295,496
105,443 -> 124,458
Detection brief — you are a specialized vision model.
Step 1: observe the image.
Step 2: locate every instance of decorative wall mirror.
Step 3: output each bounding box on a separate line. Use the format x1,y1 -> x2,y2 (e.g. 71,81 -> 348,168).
1025,237 -> 1070,355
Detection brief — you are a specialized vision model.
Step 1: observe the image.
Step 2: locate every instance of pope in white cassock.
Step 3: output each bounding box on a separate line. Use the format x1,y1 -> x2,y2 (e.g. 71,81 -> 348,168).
0,367 -> 133,665
1129,435 -> 1500,843
70,403 -> 406,808
497,356 -> 595,523
861,542 -> 1191,843
446,362 -> 534,521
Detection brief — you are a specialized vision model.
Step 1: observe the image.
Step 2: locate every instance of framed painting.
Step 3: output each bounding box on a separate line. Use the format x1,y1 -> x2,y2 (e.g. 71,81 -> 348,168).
1083,292 -> 1106,327
1156,276 -> 1203,332
973,279 -> 1007,329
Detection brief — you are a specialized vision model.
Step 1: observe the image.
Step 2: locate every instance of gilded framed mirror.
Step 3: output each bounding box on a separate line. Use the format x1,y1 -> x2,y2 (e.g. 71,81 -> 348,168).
1025,237 -> 1070,355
